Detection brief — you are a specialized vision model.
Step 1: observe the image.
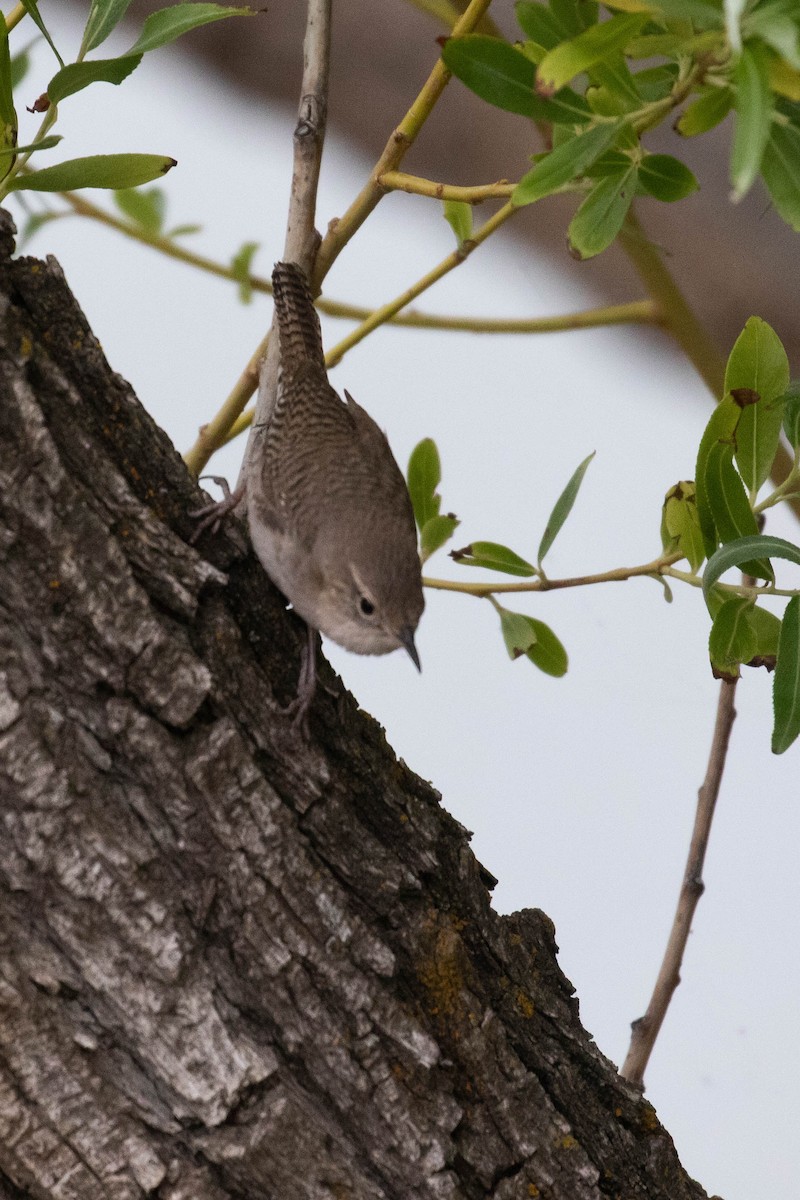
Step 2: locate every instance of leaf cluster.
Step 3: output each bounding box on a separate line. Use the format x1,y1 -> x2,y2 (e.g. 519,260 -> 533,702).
441,0 -> 800,258
0,1 -> 254,197
666,316 -> 800,750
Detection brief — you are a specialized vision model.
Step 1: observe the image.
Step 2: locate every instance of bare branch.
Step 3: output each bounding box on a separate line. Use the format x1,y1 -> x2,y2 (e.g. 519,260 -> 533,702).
621,678 -> 738,1088
242,0 -> 332,493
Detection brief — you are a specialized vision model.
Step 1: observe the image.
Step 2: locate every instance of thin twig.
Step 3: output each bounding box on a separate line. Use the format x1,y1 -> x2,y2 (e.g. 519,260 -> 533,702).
325,201 -> 516,367
312,0 -> 493,287
238,0 -> 331,493
5,3 -> 25,32
379,169 -> 515,203
58,187 -> 658,337
620,678 -> 738,1088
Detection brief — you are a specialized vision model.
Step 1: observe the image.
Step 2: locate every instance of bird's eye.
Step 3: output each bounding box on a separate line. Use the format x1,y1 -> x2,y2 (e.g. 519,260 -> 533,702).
359,597 -> 375,616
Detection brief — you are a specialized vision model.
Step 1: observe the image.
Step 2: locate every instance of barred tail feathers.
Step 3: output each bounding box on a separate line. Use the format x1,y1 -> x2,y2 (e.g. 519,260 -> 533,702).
271,261 -> 325,372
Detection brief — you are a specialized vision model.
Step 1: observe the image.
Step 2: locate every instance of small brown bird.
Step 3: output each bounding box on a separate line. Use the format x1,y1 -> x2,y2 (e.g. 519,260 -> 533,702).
245,261 -> 424,728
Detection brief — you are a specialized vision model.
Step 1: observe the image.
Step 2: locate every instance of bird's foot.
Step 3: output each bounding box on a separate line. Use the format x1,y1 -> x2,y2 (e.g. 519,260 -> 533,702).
280,623 -> 319,740
189,476 -> 245,544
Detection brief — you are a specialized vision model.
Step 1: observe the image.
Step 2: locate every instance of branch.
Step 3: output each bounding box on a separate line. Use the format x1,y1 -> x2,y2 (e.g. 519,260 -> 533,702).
379,169 -> 515,202
5,3 -> 25,31
242,0 -> 331,487
312,0 -> 494,286
620,678 -> 738,1088
57,187 -> 659,337
325,200 -> 516,367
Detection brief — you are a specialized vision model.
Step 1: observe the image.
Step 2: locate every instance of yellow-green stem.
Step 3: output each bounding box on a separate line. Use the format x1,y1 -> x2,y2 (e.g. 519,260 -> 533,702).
183,334 -> 267,478
5,3 -> 25,31
379,170 -> 515,203
60,188 -> 658,336
424,552 -> 683,596
325,201 -> 516,367
313,0 -> 494,285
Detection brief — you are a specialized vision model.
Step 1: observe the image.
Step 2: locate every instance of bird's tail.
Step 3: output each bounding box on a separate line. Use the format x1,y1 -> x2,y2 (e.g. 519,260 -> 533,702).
271,261 -> 326,372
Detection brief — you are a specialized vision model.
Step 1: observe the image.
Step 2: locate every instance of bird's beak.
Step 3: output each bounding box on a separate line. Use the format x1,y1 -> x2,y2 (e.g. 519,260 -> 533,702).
398,627 -> 421,672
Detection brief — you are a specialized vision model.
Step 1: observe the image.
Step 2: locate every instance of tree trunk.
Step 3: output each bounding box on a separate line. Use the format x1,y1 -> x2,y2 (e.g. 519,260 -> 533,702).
0,213 -> 712,1200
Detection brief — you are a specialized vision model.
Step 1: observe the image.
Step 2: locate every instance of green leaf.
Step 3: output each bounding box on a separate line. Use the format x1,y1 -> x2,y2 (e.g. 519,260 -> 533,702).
567,164 -> 637,258
781,382 -> 800,447
588,55 -> 642,110
703,440 -> 772,578
48,56 -> 143,104
126,3 -> 255,56
420,513 -> 460,563
551,0 -> 599,36
536,13 -> 647,95
10,46 -> 32,90
703,533 -> 800,604
748,603 -> 781,662
708,596 -> 758,678
676,86 -> 733,135
82,0 -> 136,54
524,617 -> 569,675
513,121 -> 622,206
19,0 -> 63,66
442,35 -> 592,123
231,240 -> 259,304
0,24 -> 17,161
745,10 -> 800,69
0,134 -> 61,159
7,153 -> 177,193
638,153 -> 699,200
18,209 -> 62,247
731,41 -> 773,200
516,1 -> 563,49
661,480 -> 705,571
443,198 -> 473,246
500,608 -> 538,659
773,594 -> 800,752
166,222 -> 202,238
762,121 -> 800,231
695,397 -> 741,557
632,62 -> 679,101
538,450 -> 594,566
114,185 -> 166,234
650,0 -> 724,26
452,541 -> 537,576
725,316 -> 790,492
407,438 -> 442,531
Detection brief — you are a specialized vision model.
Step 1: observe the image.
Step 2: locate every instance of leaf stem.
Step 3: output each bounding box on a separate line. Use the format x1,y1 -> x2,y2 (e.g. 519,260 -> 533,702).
0,105 -> 57,201
403,0 -> 501,35
423,552 -> 683,596
379,169 -> 515,203
620,678 -> 737,1088
57,188 -> 656,336
183,334 -> 268,479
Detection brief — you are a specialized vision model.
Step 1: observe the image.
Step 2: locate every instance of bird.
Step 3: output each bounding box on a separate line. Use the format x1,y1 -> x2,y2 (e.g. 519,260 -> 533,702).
199,261 -> 425,733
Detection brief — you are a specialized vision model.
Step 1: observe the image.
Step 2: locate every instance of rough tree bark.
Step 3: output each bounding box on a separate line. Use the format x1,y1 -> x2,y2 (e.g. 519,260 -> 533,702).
0,214 -> 714,1199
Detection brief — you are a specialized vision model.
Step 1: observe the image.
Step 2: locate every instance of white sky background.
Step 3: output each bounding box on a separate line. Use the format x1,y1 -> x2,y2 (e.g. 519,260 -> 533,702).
12,8 -> 800,1198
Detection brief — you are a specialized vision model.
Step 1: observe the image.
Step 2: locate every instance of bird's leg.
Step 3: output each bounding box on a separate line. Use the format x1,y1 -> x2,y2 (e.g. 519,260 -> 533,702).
189,476 -> 246,543
282,622 -> 318,737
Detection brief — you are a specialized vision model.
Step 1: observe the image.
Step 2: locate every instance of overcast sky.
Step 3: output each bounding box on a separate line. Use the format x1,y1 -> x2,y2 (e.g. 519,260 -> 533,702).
12,8 -> 800,1198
